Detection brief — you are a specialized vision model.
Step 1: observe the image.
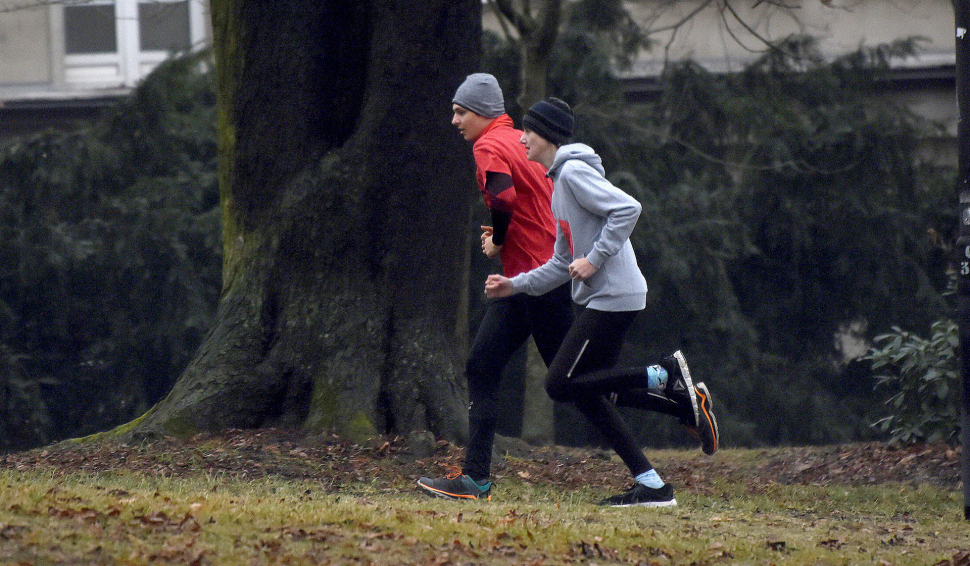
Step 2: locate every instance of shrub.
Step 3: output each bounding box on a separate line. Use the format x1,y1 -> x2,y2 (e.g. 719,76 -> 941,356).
864,320 -> 959,445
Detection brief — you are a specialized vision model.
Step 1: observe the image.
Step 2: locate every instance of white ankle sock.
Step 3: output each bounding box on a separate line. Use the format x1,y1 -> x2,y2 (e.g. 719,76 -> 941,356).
635,469 -> 664,489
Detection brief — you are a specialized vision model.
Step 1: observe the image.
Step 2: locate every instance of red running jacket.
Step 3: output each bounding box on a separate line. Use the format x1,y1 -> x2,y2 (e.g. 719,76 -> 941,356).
472,114 -> 559,277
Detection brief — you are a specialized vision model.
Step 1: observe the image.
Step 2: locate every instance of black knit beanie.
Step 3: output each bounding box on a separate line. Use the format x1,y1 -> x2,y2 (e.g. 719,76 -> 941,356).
523,97 -> 574,146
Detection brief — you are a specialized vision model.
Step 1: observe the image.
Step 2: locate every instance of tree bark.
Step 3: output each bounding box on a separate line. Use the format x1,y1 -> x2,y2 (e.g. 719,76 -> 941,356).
492,0 -> 561,107
128,0 -> 482,444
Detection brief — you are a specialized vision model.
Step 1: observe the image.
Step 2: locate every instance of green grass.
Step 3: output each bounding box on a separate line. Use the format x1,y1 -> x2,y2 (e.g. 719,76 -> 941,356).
0,456 -> 966,565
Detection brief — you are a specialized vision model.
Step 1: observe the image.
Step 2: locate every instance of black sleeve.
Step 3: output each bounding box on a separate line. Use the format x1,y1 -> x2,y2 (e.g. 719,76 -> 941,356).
490,209 -> 513,246
485,171 -> 514,246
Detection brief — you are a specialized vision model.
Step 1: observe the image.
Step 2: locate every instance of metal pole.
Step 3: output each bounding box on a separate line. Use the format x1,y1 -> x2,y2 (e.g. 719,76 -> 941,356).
954,0 -> 970,521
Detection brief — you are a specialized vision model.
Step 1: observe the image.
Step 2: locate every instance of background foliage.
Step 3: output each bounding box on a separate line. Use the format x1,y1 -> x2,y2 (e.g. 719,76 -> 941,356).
865,319 -> 960,445
0,54 -> 221,451
0,9 -> 958,451
482,8 -> 956,448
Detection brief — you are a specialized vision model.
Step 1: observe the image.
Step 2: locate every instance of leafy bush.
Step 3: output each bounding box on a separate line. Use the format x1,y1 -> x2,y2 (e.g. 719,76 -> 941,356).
864,320 -> 959,445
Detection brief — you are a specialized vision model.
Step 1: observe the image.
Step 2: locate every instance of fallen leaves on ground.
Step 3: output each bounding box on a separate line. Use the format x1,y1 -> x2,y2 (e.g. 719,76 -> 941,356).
0,429 -> 960,494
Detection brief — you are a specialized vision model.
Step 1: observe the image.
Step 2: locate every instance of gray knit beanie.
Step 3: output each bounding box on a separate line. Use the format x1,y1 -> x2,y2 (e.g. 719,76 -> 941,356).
452,73 -> 505,118
523,97 -> 574,146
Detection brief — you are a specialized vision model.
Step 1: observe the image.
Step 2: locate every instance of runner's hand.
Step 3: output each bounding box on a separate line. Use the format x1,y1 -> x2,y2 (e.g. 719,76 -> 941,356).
481,226 -> 501,258
568,258 -> 597,281
484,274 -> 513,298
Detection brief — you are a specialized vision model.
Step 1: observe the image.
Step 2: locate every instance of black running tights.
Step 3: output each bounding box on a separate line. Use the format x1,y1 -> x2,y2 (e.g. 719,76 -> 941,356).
544,307 -> 652,477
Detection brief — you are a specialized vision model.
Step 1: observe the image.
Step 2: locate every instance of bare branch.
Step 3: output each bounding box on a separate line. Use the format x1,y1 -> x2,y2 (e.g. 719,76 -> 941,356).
752,0 -> 802,9
648,0 -> 717,35
720,0 -> 776,53
719,0 -> 805,59
637,0 -> 811,63
491,0 -> 561,50
492,0 -> 535,35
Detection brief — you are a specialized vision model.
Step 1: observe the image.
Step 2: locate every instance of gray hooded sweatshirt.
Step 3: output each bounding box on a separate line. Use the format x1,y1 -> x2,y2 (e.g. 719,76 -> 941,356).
509,143 -> 647,311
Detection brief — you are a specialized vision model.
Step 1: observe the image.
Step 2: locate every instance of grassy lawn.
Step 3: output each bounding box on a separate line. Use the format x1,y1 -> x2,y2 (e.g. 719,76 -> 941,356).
0,434 -> 966,565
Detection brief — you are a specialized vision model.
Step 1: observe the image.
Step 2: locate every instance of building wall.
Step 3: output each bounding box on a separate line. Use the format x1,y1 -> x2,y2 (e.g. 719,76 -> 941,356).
623,0 -> 957,159
625,0 -> 954,72
0,3 -> 53,88
0,1 -> 209,100
0,0 -> 210,138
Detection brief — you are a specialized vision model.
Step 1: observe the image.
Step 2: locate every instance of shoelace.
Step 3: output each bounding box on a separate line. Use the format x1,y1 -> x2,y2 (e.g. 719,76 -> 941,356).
444,467 -> 463,480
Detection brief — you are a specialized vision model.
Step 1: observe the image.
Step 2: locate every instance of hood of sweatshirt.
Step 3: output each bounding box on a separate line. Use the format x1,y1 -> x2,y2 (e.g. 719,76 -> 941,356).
548,143 -> 605,179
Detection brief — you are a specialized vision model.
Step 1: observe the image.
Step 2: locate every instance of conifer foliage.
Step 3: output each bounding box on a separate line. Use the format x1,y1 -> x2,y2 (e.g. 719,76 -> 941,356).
0,54 -> 221,450
561,36 -> 955,445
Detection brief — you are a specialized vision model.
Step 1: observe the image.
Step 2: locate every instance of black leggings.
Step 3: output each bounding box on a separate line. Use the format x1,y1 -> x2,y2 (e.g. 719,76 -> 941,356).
463,284 -> 573,480
545,307 -> 652,477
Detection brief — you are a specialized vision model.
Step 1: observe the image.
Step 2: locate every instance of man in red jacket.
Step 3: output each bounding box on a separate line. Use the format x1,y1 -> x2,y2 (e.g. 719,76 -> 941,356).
417,74 -> 573,500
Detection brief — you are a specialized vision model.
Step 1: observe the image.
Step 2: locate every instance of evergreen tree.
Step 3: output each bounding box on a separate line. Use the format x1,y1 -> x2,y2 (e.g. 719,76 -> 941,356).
566,36 -> 955,446
0,54 -> 221,450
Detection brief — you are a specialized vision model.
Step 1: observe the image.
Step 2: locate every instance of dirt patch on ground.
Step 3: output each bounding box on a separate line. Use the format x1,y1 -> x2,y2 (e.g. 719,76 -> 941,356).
0,429 -> 960,493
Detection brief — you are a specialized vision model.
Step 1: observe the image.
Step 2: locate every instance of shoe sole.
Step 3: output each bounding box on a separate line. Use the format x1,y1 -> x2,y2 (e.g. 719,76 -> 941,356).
417,481 -> 491,501
672,351 -> 700,428
694,382 -> 719,455
609,498 -> 678,508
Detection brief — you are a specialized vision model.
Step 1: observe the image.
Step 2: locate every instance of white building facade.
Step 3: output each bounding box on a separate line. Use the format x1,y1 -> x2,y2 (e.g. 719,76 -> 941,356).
0,0 -> 958,140
0,0 -> 209,136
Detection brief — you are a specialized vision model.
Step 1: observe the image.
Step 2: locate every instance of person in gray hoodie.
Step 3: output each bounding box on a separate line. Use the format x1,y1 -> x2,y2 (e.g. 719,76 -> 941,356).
485,98 -> 719,507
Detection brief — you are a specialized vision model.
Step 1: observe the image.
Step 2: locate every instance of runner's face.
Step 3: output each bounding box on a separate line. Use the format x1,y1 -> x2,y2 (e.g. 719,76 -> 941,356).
520,129 -> 555,164
452,104 -> 490,141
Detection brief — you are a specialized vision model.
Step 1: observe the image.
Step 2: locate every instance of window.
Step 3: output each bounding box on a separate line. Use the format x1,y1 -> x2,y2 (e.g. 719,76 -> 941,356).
139,1 -> 191,52
62,0 -> 204,89
65,3 -> 117,54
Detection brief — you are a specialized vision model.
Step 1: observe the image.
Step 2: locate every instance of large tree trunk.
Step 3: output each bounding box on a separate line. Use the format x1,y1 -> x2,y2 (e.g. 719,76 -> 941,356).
129,0 -> 482,444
